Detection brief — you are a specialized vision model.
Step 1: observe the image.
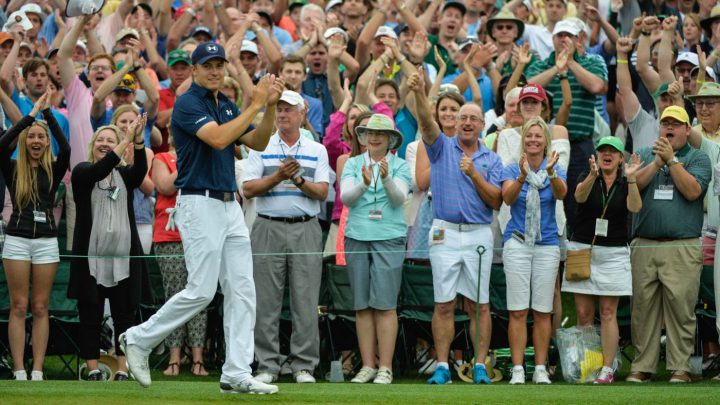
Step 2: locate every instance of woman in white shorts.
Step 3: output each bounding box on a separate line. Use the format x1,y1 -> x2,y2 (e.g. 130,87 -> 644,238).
501,118 -> 566,385
562,137 -> 642,384
0,88 -> 70,380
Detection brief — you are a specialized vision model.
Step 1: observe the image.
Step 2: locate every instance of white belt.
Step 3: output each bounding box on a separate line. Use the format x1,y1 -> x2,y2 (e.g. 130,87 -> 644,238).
434,219 -> 487,232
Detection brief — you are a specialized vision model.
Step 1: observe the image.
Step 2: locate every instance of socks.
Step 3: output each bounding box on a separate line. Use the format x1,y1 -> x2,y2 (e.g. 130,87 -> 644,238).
436,362 -> 449,370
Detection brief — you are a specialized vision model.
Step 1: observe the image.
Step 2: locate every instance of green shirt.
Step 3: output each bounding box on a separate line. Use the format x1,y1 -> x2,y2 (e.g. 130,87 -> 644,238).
525,52 -> 607,142
499,52 -> 537,78
631,144 -> 712,239
425,35 -> 457,76
342,153 -> 411,241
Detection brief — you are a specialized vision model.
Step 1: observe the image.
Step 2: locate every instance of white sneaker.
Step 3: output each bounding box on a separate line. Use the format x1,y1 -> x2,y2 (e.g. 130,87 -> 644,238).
373,367 -> 393,384
294,370 -> 316,383
220,378 -> 279,395
13,370 -> 27,381
30,371 -> 44,381
118,332 -> 151,388
420,358 -> 437,375
509,367 -> 525,385
533,367 -> 552,384
254,372 -> 277,384
351,366 -> 377,383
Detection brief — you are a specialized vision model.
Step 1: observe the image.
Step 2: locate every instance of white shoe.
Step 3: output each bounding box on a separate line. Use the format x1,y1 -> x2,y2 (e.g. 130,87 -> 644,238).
420,358 -> 437,375
509,367 -> 525,385
533,367 -> 552,384
118,332 -> 151,388
30,371 -> 44,381
220,378 -> 279,395
254,372 -> 277,384
13,370 -> 27,381
294,370 -> 316,383
373,367 -> 393,384
351,366 -> 377,383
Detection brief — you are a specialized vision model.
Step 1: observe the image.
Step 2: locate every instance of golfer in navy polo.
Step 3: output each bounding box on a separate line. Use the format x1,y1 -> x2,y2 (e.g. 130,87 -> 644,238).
120,42 -> 284,395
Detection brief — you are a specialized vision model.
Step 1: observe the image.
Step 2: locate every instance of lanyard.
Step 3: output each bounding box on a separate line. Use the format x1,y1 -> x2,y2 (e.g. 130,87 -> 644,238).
279,140 -> 300,160
365,153 -> 384,209
599,178 -> 617,216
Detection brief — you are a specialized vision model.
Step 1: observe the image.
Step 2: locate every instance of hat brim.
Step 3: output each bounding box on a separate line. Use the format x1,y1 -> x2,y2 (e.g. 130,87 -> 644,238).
687,92 -> 720,100
595,143 -> 623,153
113,87 -> 135,93
168,59 -> 191,67
356,126 -> 403,150
519,93 -> 545,102
486,19 -> 525,42
701,15 -> 720,37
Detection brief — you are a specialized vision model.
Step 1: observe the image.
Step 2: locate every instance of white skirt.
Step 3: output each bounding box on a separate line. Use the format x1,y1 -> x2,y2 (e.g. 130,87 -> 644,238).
561,241 -> 632,296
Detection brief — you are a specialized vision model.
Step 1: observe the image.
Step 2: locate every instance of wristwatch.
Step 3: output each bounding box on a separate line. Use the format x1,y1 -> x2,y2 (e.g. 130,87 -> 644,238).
293,177 -> 306,188
548,171 -> 559,179
667,156 -> 681,167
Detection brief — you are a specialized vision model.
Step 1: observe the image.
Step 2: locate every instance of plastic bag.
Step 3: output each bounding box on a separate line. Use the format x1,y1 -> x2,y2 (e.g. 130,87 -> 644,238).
556,325 -> 603,383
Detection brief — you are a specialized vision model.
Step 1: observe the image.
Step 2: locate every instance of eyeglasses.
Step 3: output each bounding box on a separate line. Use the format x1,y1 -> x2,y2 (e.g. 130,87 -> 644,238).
660,120 -> 686,128
89,65 -> 111,72
458,115 -> 483,123
494,24 -> 515,31
675,66 -> 693,75
695,100 -> 719,109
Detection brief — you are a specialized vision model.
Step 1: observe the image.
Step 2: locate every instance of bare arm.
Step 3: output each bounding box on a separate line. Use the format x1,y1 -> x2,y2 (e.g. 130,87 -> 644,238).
355,8 -> 386,70
409,69 -> 440,145
251,20 -> 282,74
418,0 -> 442,30
152,156 -> 178,196
58,14 -> 92,88
636,18 -> 661,94
616,37 -> 642,124
166,9 -> 195,52
657,16 -> 678,84
136,67 -> 159,119
567,55 -> 607,95
0,33 -> 20,94
0,85 -> 22,125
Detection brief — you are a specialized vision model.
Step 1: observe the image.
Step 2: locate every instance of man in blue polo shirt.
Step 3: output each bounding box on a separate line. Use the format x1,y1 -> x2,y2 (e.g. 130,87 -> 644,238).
409,69 -> 503,385
120,42 -> 284,395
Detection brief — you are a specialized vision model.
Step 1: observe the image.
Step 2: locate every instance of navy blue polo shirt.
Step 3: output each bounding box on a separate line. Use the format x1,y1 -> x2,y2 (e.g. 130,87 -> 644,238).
171,82 -> 246,192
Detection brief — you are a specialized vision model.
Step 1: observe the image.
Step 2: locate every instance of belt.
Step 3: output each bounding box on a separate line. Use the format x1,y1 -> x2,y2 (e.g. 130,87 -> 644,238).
642,237 -> 676,242
434,220 -> 485,232
258,214 -> 315,223
181,189 -> 235,202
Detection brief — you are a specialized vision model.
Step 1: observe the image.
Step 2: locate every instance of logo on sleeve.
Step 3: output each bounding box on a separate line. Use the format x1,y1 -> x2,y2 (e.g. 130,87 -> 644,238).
195,116 -> 208,124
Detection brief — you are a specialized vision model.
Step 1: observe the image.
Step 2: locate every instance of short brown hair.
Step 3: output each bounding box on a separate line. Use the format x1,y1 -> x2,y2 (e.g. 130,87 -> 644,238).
22,57 -> 50,79
88,53 -> 116,73
281,54 -> 307,72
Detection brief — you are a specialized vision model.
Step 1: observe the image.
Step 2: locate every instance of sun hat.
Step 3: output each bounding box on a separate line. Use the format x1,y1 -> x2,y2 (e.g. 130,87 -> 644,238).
688,82 -> 720,100
596,136 -> 624,153
660,105 -> 690,124
355,114 -> 403,150
701,5 -> 720,37
486,10 -> 525,41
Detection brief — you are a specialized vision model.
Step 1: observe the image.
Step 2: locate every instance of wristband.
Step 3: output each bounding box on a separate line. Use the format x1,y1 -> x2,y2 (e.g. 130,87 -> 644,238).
397,55 -> 407,64
627,180 -> 637,184
616,59 -> 629,64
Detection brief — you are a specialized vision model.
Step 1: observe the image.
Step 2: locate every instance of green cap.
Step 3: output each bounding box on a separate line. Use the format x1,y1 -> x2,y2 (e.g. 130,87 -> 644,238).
168,49 -> 191,67
596,136 -> 625,153
653,82 -> 671,98
289,0 -> 307,9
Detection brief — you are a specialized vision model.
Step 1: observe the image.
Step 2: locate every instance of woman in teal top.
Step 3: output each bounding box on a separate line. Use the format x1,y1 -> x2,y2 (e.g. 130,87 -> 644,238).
340,114 -> 411,385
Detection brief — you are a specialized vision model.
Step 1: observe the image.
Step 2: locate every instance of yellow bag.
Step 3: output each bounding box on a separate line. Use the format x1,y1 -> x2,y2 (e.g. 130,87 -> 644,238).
565,248 -> 591,281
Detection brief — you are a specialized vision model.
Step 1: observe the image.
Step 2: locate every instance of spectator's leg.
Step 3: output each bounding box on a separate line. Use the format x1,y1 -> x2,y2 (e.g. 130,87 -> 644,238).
4,259 -> 30,372
630,239 -> 662,374
564,139 -> 594,234
29,262 -> 57,373
108,281 -> 136,374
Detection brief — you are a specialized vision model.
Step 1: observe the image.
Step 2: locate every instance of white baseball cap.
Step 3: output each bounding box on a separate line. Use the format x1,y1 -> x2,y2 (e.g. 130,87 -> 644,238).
20,3 -> 45,21
691,65 -> 717,81
3,11 -> 35,32
325,0 -> 343,12
552,20 -> 580,37
279,90 -> 306,110
374,25 -> 398,40
241,40 -> 259,55
324,27 -> 349,43
676,51 -> 699,67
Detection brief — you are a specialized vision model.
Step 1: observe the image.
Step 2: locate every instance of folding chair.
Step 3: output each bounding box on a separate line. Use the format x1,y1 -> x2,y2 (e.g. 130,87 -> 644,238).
398,262 -> 471,377
46,260 -> 82,379
323,263 -> 361,374
696,265 -> 719,375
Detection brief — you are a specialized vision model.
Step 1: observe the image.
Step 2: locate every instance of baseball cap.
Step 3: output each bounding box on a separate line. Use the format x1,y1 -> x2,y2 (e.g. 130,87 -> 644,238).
552,20 -> 580,36
19,42 -> 33,52
458,37 -> 479,51
114,74 -> 136,93
653,82 -> 671,98
690,66 -> 718,82
4,11 -> 35,32
325,0 -> 343,13
256,11 -> 274,27
45,47 -> 59,60
324,27 -> 349,43
596,136 -> 625,153
65,0 -> 105,17
190,25 -> 213,39
289,0 -> 307,11
519,83 -> 548,102
279,90 -> 306,110
442,0 -> 467,15
20,3 -> 45,21
393,23 -> 410,37
76,40 -> 88,54
115,27 -> 140,43
168,49 -> 191,66
192,41 -> 228,64
374,25 -> 398,40
0,32 -> 13,46
240,40 -> 259,55
660,105 -> 690,124
675,51 -> 699,67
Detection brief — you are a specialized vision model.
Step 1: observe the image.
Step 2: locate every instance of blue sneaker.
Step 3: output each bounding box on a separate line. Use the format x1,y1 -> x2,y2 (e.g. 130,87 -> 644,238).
473,364 -> 492,384
426,365 -> 451,384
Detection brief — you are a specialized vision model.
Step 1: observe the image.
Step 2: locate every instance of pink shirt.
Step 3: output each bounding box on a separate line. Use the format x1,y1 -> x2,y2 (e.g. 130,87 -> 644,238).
65,76 -> 95,170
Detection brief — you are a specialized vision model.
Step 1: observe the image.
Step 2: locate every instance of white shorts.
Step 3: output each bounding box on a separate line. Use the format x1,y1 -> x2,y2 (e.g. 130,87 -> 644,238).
502,238 -> 560,313
2,235 -> 59,264
428,220 -> 493,304
561,241 -> 632,296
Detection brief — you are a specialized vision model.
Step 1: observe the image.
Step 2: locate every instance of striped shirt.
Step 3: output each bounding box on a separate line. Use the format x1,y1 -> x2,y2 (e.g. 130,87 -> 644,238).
526,52 -> 608,142
244,133 -> 330,217
425,134 -> 503,224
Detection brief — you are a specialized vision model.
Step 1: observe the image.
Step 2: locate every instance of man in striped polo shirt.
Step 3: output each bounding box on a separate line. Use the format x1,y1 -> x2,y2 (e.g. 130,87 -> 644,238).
525,19 -> 608,231
409,69 -> 503,385
242,90 -> 330,385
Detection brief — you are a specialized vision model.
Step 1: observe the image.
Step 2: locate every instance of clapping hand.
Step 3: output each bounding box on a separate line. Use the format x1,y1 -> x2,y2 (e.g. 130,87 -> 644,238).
519,153 -> 530,177
407,67 -> 424,93
278,159 -> 301,180
460,154 -> 475,177
624,153 -> 643,181
361,164 -> 373,185
29,91 -> 49,118
653,137 -> 674,164
588,154 -> 599,177
546,151 -> 560,175
267,75 -> 285,106
379,158 -> 388,178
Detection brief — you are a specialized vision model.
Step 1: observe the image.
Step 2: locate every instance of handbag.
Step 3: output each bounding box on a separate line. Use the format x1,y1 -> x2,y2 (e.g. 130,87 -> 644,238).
565,181 -> 615,282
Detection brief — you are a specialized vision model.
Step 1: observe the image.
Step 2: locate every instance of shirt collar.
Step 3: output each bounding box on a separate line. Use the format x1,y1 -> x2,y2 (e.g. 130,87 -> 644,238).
676,142 -> 692,157
450,134 -> 487,158
188,82 -> 231,104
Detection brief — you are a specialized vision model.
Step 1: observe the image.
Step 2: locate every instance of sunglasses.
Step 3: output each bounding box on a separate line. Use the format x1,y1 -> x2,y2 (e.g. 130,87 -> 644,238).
494,24 -> 516,31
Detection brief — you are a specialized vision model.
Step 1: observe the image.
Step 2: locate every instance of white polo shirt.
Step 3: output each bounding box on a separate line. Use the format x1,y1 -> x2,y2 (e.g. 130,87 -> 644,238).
243,132 -> 330,217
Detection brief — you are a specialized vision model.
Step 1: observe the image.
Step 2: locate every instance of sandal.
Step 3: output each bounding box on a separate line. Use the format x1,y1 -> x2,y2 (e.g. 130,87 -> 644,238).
192,361 -> 209,376
163,362 -> 180,376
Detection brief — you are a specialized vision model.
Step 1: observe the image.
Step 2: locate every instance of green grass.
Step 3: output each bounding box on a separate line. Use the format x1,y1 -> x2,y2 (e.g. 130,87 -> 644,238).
1,377 -> 718,404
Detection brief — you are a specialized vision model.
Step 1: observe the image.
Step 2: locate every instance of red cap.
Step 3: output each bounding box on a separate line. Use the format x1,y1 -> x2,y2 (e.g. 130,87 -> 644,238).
519,83 -> 548,102
0,32 -> 13,46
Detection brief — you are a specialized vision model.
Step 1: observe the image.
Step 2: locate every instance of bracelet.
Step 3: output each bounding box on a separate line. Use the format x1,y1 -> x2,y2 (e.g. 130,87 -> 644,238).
516,175 -> 526,183
617,59 -> 629,64
397,55 -> 407,64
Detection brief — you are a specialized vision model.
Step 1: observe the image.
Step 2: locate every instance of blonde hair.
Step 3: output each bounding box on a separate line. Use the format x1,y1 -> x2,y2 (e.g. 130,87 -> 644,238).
343,103 -> 371,143
88,125 -> 124,164
110,104 -> 140,126
520,117 -> 552,157
14,121 -> 53,210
